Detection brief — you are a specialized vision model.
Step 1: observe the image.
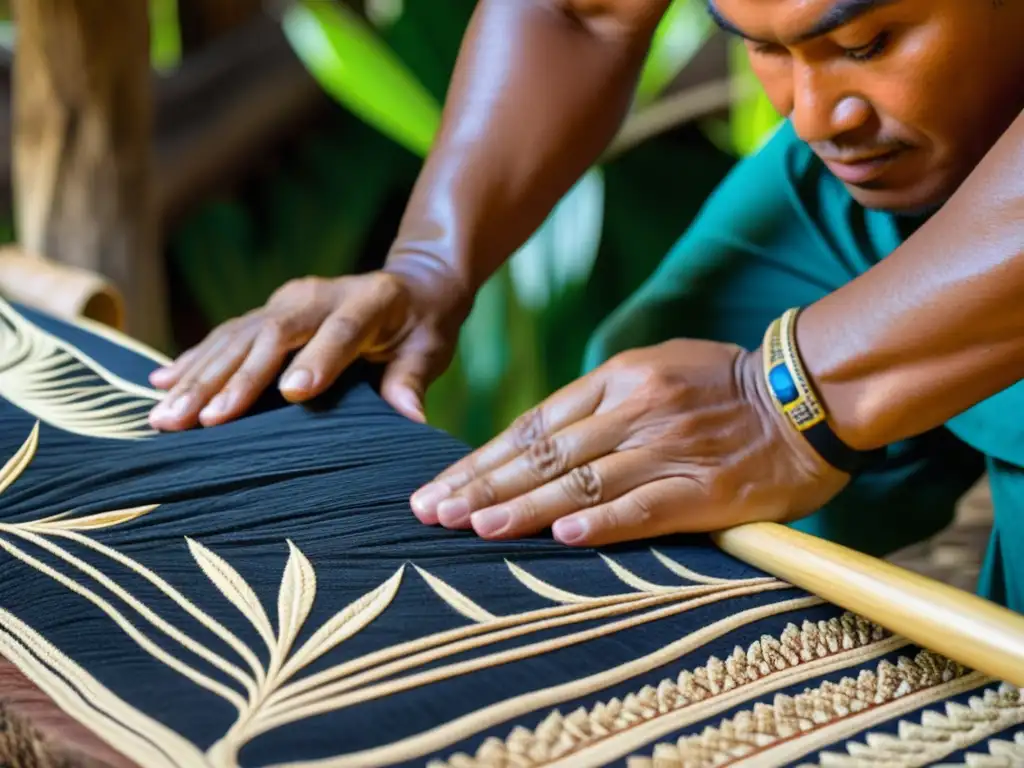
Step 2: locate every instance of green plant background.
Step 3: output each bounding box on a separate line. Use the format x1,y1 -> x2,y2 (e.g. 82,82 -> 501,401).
167,0 -> 784,447
25,0 -> 784,448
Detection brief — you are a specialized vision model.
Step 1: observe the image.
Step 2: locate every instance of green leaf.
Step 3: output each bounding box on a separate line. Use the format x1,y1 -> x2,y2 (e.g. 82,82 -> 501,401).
378,0 -> 476,103
728,38 -> 783,156
508,168 -> 605,312
149,0 -> 181,70
635,0 -> 714,108
282,0 -> 441,158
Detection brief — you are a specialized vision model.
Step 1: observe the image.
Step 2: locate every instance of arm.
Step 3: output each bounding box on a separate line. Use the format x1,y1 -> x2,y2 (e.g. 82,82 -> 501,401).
384,0 -> 670,297
800,110 -> 1024,450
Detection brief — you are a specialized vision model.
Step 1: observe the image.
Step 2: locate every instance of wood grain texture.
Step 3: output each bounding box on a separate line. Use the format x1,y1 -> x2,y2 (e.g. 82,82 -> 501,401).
10,0 -> 170,350
714,522 -> 1024,687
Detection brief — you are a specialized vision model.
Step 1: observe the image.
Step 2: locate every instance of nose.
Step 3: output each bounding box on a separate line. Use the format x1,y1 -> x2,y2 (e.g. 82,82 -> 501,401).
786,60 -> 872,145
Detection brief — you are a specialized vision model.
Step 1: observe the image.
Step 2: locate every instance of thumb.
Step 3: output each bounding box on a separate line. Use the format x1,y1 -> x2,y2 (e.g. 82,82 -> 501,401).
380,343 -> 439,423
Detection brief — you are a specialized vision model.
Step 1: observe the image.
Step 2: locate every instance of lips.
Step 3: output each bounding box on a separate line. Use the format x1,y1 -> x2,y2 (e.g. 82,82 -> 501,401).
821,148 -> 904,185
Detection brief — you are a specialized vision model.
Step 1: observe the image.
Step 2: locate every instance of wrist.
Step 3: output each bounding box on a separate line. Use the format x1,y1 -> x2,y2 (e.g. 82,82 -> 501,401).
761,308 -> 888,473
383,249 -> 477,325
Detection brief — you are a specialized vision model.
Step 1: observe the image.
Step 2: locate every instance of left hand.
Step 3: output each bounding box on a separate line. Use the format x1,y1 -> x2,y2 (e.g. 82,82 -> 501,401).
409,339 -> 850,546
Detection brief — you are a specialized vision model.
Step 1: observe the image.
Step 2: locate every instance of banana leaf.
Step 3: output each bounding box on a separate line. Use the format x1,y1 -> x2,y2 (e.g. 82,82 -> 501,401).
149,0 -> 181,70
282,0 -> 442,158
635,0 -> 715,108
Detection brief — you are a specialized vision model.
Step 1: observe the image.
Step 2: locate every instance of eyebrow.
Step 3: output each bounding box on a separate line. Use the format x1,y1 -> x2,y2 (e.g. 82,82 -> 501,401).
706,0 -> 897,45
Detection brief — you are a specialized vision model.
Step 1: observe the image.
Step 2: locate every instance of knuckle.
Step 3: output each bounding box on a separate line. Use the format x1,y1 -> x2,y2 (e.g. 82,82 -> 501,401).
565,464 -> 603,507
469,474 -> 499,509
272,276 -> 331,308
228,366 -> 259,391
612,493 -> 653,530
372,271 -> 406,304
526,434 -> 568,482
323,312 -> 363,344
509,495 -> 541,532
258,316 -> 292,346
511,407 -> 547,454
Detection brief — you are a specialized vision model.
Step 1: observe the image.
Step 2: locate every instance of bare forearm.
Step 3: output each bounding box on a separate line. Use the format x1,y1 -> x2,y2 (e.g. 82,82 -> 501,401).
800,110 -> 1024,450
385,0 -> 666,297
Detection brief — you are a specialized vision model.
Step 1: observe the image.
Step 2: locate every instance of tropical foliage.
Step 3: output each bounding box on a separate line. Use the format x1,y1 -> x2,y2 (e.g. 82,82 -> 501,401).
163,0 -> 782,446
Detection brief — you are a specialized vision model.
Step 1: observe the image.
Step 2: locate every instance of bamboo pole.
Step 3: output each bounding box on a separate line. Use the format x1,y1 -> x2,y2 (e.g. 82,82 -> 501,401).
713,522 -> 1024,686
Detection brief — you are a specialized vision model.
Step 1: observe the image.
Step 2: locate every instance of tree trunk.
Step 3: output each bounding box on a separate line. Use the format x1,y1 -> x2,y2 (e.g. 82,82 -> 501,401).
10,0 -> 171,350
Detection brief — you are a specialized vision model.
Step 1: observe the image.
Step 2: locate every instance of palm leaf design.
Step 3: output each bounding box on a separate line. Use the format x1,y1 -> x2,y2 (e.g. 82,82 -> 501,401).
0,420 -> 802,767
2,423 -> 161,533
415,564 -> 497,623
0,420 -> 39,494
0,299 -> 160,440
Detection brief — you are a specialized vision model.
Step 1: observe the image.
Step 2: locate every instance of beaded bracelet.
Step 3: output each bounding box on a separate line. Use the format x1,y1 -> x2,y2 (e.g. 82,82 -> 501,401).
761,308 -> 884,475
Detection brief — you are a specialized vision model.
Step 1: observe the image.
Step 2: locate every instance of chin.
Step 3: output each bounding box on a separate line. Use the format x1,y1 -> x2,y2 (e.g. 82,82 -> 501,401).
844,179 -> 950,216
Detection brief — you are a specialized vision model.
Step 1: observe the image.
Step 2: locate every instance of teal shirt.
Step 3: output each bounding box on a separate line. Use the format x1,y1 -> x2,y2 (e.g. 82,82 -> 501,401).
585,120 -> 1024,612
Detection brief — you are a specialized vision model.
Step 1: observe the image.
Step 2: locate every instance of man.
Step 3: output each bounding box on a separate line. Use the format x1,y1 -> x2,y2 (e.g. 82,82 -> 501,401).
148,0 -> 1024,610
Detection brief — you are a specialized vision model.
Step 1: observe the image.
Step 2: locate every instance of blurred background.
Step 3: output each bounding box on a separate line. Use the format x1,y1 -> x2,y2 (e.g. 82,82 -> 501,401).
0,0 -> 782,447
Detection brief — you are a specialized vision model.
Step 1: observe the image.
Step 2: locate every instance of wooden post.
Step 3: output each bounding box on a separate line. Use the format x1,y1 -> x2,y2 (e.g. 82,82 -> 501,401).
11,0 -> 171,350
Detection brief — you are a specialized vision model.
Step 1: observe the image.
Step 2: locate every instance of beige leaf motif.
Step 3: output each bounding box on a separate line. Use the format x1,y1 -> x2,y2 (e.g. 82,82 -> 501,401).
651,548 -> 761,585
38,505 -> 159,531
0,420 -> 39,495
278,565 -> 405,682
276,540 -> 317,661
188,537 -> 277,653
415,565 -> 497,623
0,299 -> 158,441
505,560 -> 596,604
600,553 -> 682,594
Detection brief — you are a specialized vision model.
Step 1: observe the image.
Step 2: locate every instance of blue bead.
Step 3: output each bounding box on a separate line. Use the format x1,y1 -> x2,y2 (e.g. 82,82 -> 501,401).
768,365 -> 799,405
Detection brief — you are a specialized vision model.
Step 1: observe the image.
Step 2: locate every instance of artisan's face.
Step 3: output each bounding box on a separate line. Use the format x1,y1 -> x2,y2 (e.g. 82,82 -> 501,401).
710,0 -> 1024,212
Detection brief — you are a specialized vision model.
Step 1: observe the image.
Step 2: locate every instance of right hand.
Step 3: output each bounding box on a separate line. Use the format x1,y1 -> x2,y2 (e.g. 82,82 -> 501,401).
147,262 -> 471,432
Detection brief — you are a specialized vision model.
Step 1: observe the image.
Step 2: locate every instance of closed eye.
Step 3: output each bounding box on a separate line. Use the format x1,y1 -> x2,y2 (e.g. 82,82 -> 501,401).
752,40 -> 789,57
843,31 -> 890,61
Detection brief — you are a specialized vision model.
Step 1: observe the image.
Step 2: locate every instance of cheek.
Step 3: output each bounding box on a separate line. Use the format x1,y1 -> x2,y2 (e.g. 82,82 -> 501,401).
866,27 -> 974,144
747,55 -> 793,117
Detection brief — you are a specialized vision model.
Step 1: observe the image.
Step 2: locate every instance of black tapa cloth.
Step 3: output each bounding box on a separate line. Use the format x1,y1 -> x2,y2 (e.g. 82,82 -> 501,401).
0,299 -> 1019,768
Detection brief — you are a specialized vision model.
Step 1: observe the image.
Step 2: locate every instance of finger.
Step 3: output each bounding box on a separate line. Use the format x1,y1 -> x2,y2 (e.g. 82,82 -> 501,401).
411,376 -> 606,519
148,340 -> 213,390
149,330 -> 257,431
278,304 -> 382,402
552,477 -> 708,547
466,450 -> 670,541
380,347 -> 434,424
197,324 -> 294,427
431,410 -> 629,529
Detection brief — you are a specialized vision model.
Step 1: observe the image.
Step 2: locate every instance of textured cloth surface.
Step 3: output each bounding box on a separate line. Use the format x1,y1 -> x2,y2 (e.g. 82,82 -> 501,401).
0,298 -> 1020,768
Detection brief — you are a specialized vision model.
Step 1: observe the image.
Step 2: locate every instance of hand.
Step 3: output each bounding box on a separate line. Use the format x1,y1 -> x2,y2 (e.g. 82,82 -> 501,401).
409,339 -> 850,546
148,258 -> 471,431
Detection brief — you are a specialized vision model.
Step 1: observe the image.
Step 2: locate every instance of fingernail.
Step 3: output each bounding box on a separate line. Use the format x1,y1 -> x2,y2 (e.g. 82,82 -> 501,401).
169,394 -> 192,418
472,508 -> 510,537
201,393 -> 229,421
394,390 -> 425,422
281,369 -> 312,392
553,517 -> 588,544
437,498 -> 471,527
410,482 -> 452,518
